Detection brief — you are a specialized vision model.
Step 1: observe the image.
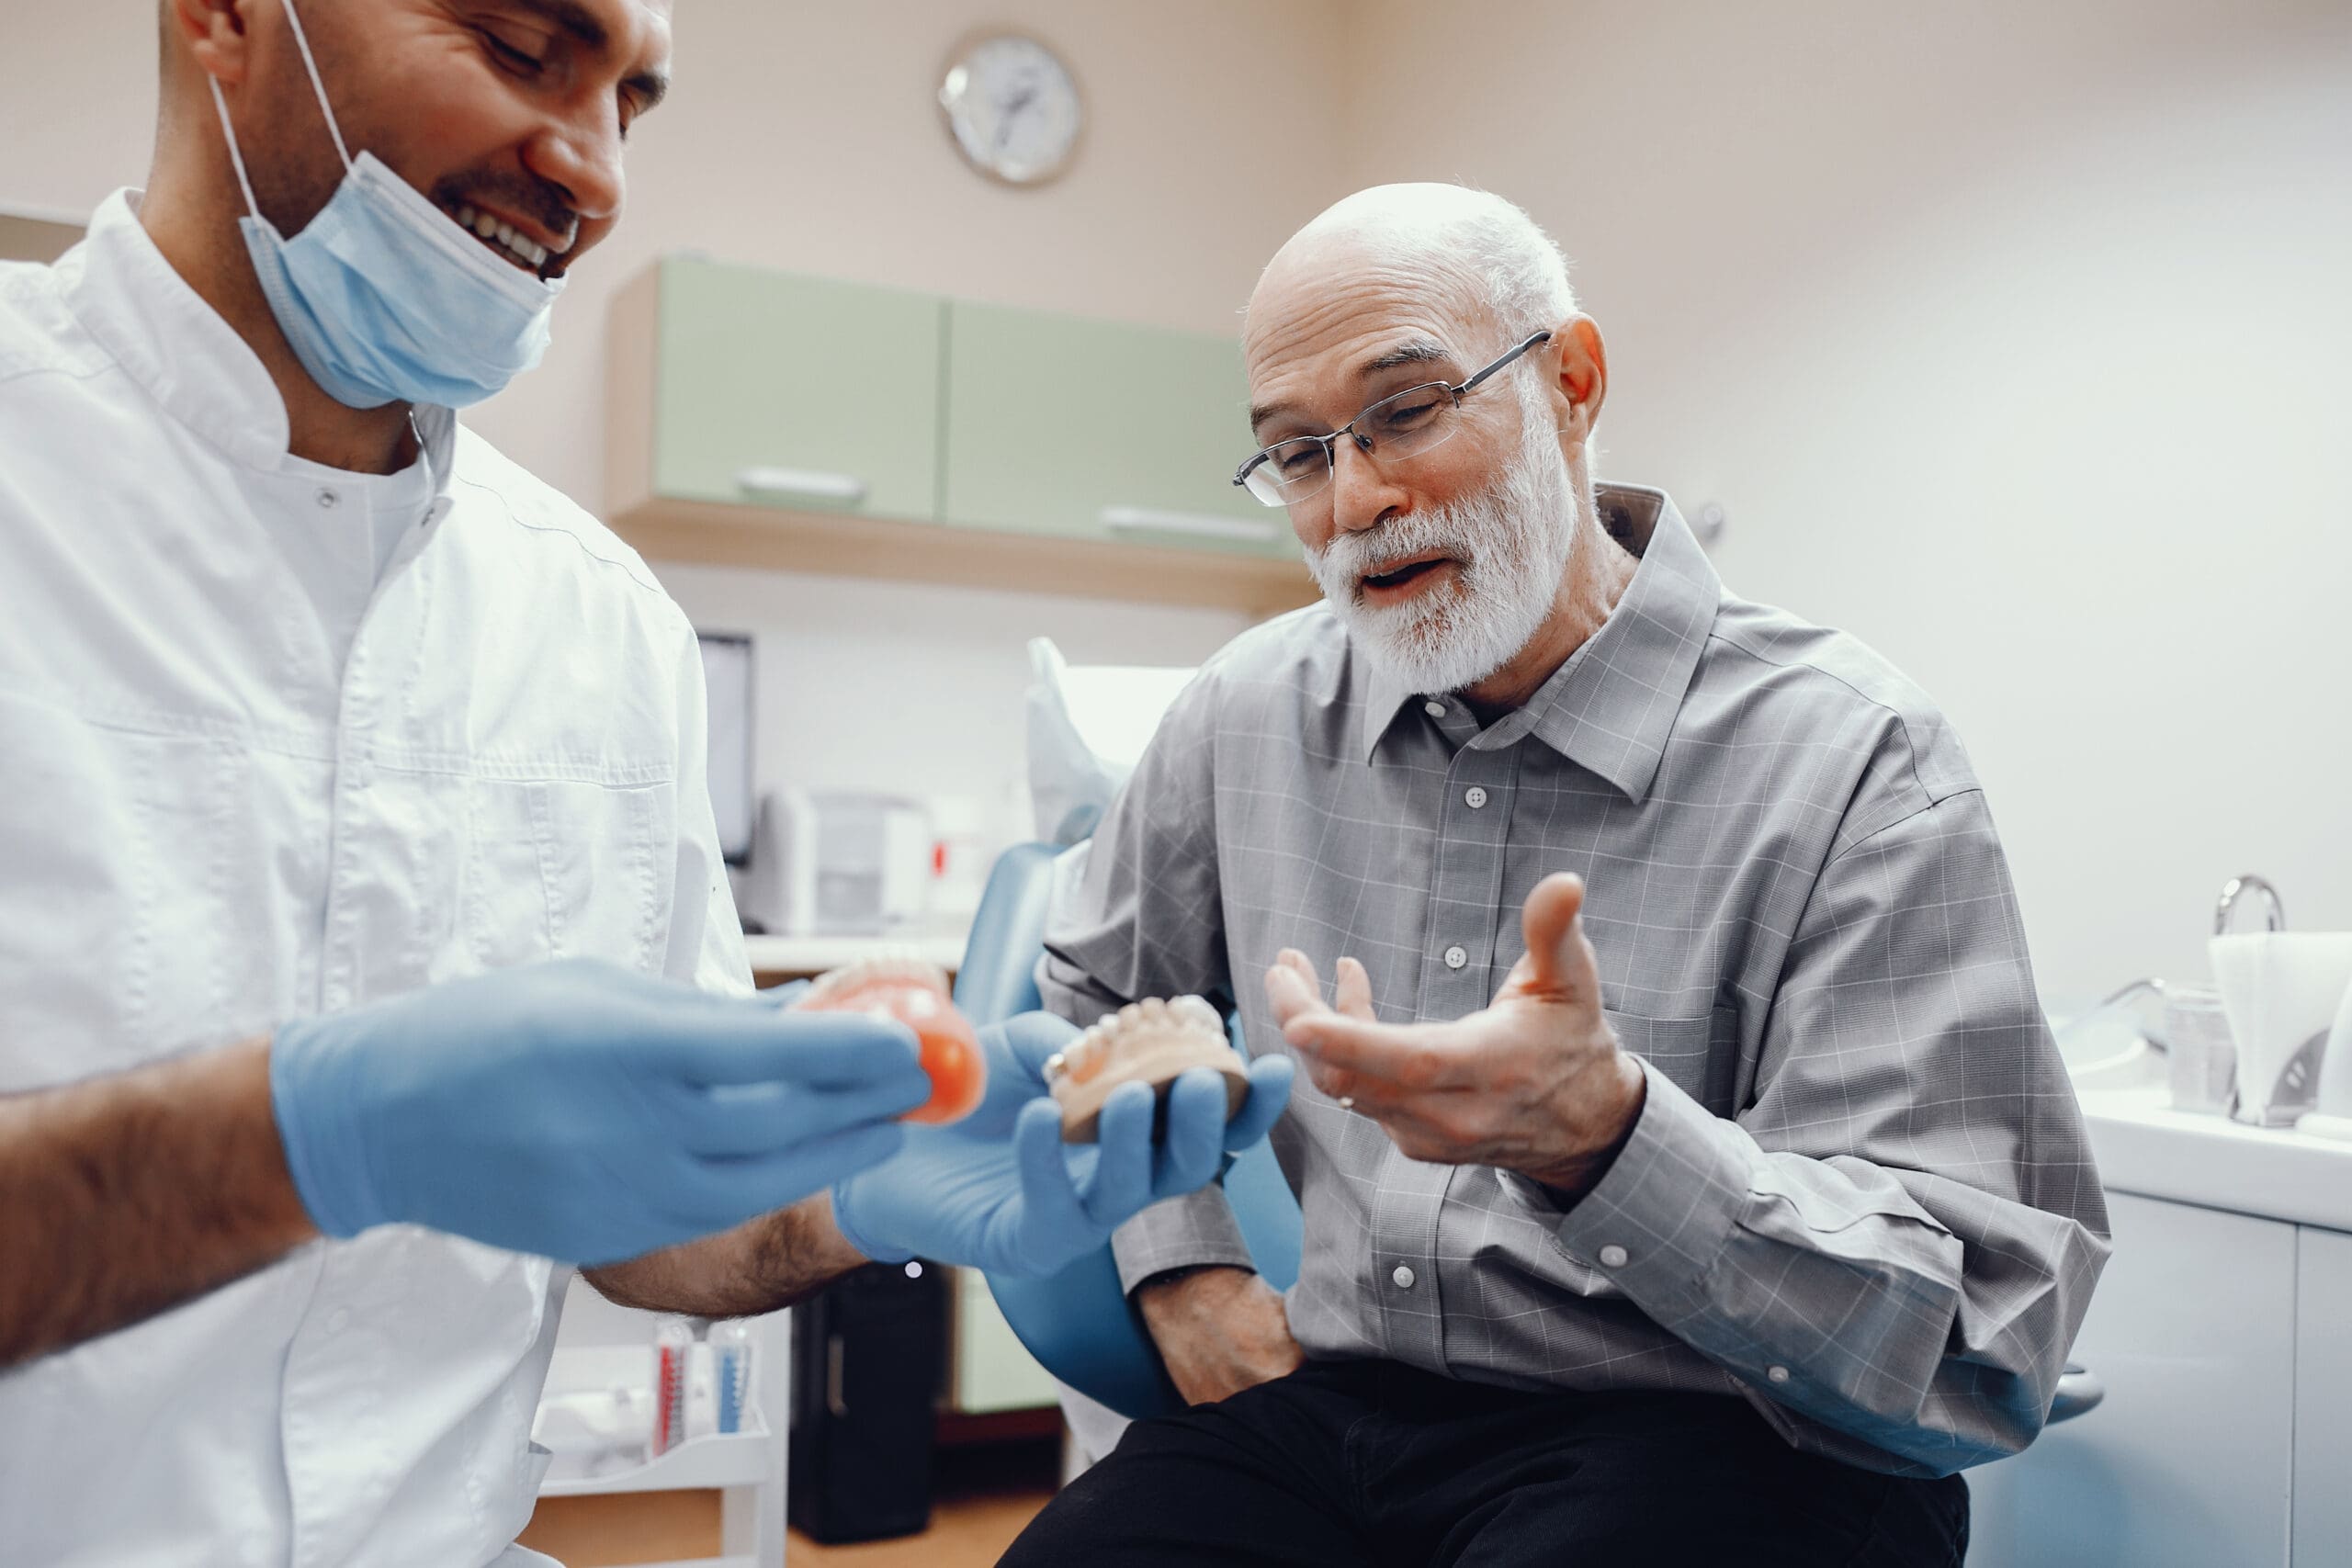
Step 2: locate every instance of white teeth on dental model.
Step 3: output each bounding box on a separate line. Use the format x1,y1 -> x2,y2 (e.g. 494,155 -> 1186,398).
1047,994 -> 1250,1143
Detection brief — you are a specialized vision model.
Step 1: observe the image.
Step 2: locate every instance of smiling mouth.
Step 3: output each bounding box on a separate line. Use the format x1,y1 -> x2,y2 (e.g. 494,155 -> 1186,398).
447,202 -> 569,276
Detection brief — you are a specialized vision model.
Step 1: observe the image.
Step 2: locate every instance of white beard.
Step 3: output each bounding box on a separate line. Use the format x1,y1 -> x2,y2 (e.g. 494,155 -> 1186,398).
1306,377 -> 1581,696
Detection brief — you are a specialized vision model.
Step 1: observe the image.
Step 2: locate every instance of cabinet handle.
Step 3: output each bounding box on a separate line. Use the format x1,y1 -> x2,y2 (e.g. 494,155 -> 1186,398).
1099,505 -> 1278,544
736,466 -> 870,506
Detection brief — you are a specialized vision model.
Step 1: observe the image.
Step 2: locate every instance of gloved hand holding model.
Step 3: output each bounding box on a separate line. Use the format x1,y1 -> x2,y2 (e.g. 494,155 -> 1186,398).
831,1010 -> 1295,1277
270,959 -> 933,1265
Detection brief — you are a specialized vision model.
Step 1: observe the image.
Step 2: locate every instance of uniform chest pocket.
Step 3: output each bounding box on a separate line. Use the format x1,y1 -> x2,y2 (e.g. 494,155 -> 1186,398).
461,777 -> 674,975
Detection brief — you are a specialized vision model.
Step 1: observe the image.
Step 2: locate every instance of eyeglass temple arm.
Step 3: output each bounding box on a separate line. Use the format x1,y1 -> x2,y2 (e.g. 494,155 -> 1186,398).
1457,330 -> 1555,395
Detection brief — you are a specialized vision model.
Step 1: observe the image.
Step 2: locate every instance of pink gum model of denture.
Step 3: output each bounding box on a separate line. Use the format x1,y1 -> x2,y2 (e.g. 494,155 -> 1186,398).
1042,995 -> 1250,1143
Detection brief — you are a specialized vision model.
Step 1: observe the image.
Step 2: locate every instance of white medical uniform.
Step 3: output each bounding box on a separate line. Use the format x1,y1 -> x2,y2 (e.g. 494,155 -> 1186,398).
0,191 -> 750,1567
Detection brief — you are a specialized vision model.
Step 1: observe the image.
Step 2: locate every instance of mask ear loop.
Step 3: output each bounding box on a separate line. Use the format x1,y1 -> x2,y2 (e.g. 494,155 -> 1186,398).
206,76 -> 267,222
277,0 -> 355,173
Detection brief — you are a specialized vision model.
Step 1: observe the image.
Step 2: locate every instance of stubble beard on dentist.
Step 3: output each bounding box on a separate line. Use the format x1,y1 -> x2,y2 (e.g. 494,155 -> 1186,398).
1306,377 -> 1581,696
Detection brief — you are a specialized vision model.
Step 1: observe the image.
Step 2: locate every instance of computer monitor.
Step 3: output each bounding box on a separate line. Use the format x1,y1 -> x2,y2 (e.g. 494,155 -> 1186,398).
695,630 -> 755,867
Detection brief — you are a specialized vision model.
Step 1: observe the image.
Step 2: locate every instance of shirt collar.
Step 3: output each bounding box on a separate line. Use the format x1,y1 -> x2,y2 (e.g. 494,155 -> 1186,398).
1357,484 -> 1722,803
58,187 -> 457,487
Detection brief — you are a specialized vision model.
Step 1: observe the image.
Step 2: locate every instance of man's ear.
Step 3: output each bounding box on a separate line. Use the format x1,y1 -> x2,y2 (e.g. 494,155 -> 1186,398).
1548,314 -> 1609,455
169,0 -> 255,89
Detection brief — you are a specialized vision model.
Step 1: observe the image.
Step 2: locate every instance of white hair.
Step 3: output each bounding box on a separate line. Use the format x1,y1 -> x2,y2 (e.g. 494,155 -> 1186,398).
1450,192 -> 1578,355
1280,183 -> 1577,356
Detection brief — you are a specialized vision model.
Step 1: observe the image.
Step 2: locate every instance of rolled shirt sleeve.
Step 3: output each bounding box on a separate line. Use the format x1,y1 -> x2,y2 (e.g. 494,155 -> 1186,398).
1543,789 -> 2110,1473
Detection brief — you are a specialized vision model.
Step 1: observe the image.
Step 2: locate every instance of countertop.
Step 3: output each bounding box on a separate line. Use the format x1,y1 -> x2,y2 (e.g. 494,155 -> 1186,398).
2076,1082 -> 2352,1233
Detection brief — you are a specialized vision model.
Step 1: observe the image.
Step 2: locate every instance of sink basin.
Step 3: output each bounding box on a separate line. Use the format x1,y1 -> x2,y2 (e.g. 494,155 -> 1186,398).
2050,996 -> 2169,1093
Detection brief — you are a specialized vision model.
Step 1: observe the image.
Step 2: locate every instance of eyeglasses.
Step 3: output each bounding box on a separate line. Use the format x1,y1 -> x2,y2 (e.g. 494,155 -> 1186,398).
1232,331 -> 1554,507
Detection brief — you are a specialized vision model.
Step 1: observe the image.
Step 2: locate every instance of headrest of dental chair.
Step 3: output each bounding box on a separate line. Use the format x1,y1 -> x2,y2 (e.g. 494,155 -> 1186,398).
953,841 -> 1065,1026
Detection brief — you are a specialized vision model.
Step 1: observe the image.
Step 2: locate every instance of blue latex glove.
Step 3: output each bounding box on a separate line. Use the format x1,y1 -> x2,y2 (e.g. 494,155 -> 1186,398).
270,959 -> 931,1264
830,1010 -> 1295,1277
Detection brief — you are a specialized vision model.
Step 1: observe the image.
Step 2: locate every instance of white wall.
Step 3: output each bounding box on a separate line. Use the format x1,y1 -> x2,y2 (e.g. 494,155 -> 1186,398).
9,1 -> 2346,987
1340,0 -> 2352,993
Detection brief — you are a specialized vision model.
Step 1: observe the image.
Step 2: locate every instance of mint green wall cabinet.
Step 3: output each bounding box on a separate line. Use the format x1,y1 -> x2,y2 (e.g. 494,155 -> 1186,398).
616,257 -> 944,523
941,300 -> 1294,559
605,260 -> 1315,613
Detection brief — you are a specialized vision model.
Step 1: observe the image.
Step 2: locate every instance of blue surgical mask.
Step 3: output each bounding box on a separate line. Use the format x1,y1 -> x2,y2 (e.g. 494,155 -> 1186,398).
206,0 -> 565,410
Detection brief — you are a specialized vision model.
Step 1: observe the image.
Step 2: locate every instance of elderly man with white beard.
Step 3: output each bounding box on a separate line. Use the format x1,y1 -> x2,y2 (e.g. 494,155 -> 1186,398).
1007,184 -> 2109,1568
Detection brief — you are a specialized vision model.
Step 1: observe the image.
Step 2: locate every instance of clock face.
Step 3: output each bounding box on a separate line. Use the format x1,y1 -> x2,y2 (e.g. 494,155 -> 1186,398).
938,33 -> 1083,186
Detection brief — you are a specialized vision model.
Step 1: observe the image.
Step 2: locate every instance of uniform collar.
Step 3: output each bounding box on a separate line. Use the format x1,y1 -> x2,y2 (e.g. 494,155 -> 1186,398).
1358,484 -> 1721,803
58,187 -> 456,485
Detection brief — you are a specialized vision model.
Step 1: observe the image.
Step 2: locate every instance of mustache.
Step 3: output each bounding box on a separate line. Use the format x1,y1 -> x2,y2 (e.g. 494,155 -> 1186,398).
428,168 -> 580,253
1309,512 -> 1478,597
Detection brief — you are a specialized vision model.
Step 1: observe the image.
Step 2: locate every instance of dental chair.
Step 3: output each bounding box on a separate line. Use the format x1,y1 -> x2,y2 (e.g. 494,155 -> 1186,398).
955,840 -> 2108,1434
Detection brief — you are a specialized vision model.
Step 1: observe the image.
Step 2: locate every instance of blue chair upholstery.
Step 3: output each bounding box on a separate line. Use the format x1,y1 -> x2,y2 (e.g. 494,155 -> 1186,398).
957,842 -> 1299,1421
956,842 -> 2101,1432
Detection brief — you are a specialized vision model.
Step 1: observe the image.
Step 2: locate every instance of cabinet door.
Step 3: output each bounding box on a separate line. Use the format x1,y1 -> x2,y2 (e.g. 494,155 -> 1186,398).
949,1264 -> 1059,1416
650,259 -> 944,523
1964,1192 -> 2296,1568
2297,1225 -> 2352,1565
941,302 -> 1294,558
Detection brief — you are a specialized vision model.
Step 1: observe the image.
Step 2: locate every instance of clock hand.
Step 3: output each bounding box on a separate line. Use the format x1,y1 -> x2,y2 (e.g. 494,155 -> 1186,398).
995,85 -> 1037,149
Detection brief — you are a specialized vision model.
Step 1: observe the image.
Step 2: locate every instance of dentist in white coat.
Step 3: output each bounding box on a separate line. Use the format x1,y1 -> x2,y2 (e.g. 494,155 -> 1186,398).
0,2 -> 1291,1563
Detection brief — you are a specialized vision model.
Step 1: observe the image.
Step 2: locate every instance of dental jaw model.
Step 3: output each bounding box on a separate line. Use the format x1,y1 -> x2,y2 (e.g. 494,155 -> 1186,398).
795,957 -> 988,1125
1044,996 -> 1250,1143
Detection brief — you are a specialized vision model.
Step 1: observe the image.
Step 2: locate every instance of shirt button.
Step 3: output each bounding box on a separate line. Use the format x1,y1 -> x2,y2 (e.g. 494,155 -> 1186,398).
1767,1365 -> 1792,1385
1598,1244 -> 1629,1269
1391,1265 -> 1416,1290
315,488 -> 340,509
1464,786 -> 1488,809
324,1308 -> 351,1334
1423,700 -> 1446,717
1442,944 -> 1467,970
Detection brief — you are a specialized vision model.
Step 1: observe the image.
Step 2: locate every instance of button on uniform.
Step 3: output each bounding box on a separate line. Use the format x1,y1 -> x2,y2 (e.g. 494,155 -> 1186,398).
1423,700 -> 1446,717
315,488 -> 339,510
1391,1265 -> 1416,1290
1767,1365 -> 1792,1385
1442,944 -> 1467,970
1464,786 -> 1488,809
1599,1245 -> 1629,1269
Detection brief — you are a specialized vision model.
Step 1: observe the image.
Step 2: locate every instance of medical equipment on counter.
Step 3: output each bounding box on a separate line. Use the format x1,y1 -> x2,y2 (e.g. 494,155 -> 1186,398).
2161,986 -> 2238,1114
2086,977 -> 2237,1112
742,788 -> 933,935
2299,968 -> 2352,1143
2206,874 -> 2352,1129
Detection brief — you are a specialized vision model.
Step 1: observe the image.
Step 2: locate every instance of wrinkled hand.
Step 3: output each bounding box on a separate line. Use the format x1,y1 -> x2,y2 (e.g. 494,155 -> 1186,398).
830,1010 -> 1294,1278
1266,873 -> 1645,1195
1137,1265 -> 1304,1405
270,959 -> 930,1264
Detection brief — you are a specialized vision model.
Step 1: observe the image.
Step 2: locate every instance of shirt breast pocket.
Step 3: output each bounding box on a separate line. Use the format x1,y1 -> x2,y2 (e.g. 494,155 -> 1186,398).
1601,1005 -> 1741,1115
460,776 -> 673,975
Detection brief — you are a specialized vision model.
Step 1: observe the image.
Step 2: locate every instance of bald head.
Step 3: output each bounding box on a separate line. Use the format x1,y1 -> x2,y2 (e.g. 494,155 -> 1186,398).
1247,184 -> 1576,370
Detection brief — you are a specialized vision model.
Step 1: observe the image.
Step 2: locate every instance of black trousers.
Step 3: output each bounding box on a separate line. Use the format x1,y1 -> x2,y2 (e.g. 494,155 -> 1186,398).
1002,1359 -> 1967,1568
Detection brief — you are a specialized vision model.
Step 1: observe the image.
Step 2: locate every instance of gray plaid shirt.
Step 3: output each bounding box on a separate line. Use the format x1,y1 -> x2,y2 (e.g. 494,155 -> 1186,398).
1040,485 -> 2109,1478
